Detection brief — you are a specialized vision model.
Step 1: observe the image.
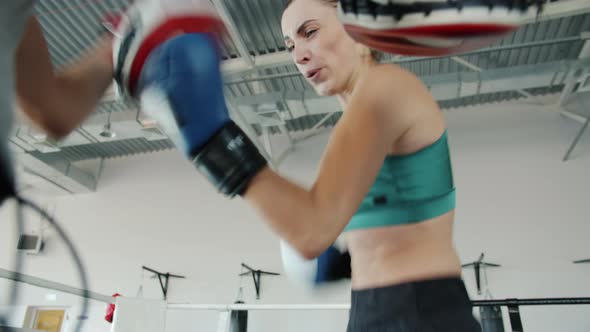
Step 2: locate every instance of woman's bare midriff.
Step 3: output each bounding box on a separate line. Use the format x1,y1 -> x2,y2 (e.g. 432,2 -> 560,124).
344,211 -> 462,290
341,83 -> 457,290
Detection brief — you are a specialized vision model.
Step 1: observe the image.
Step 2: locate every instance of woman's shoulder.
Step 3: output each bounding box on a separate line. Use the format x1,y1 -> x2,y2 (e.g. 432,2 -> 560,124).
355,64 -> 423,104
357,64 -> 431,112
355,63 -> 441,134
364,62 -> 406,75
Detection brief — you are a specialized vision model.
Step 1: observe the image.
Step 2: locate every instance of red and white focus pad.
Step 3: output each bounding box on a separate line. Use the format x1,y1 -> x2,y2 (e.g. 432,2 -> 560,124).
112,0 -> 226,97
338,0 -> 543,56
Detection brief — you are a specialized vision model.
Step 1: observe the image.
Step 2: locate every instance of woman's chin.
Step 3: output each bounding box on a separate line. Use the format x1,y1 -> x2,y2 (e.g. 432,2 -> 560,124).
313,82 -> 338,97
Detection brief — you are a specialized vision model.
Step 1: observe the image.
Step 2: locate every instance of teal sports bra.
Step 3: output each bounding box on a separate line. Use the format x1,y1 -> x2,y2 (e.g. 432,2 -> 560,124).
344,131 -> 455,231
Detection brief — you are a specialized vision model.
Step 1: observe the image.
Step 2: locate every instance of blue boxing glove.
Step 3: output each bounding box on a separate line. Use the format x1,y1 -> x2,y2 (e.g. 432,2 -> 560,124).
137,34 -> 230,155
112,0 -> 267,197
280,238 -> 351,288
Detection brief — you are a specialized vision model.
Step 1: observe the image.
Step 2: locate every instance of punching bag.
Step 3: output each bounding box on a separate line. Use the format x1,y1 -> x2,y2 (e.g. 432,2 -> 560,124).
229,301 -> 248,332
480,306 -> 505,332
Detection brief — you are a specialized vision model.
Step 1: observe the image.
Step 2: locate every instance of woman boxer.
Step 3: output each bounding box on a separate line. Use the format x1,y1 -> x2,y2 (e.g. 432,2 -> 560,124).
103,0 -> 498,329
244,0 -> 481,330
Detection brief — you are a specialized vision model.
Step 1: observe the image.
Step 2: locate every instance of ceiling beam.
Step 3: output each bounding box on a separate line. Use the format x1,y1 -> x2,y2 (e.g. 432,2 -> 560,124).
230,58 -> 587,111
211,0 -> 254,68
523,0 -> 590,24
261,126 -> 273,158
8,124 -> 100,194
560,90 -> 590,121
558,34 -> 590,107
13,151 -> 98,194
42,58 -> 587,154
226,102 -> 276,169
95,0 -> 590,102
102,30 -> 590,105
221,0 -> 590,77
563,115 -> 590,161
451,57 -> 536,99
222,52 -> 292,76
561,110 -> 588,124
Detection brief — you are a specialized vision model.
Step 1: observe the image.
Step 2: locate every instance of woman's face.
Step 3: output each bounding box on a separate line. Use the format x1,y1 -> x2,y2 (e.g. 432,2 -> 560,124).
281,0 -> 365,96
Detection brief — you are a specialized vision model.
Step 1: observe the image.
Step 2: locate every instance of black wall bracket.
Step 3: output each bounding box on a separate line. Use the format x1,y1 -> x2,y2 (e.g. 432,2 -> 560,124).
239,263 -> 279,300
142,265 -> 185,300
462,253 -> 501,295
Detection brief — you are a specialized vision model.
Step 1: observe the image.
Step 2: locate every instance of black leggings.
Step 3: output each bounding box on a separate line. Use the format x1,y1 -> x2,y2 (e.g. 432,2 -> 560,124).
347,277 -> 482,332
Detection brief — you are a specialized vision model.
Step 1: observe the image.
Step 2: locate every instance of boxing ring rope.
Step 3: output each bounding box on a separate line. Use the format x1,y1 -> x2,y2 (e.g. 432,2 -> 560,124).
3,267 -> 588,332
471,297 -> 590,307
168,303 -> 351,311
167,297 -> 590,311
165,298 -> 590,332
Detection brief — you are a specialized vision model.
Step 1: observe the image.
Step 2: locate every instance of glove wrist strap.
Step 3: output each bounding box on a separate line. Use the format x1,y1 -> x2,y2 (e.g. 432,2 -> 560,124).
192,121 -> 267,198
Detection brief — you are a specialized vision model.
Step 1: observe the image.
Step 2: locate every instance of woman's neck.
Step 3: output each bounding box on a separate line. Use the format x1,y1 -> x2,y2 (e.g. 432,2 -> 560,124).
337,59 -> 375,107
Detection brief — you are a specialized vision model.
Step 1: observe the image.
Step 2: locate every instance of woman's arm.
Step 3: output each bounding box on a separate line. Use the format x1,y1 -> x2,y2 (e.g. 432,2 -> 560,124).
245,66 -> 414,259
15,17 -> 114,139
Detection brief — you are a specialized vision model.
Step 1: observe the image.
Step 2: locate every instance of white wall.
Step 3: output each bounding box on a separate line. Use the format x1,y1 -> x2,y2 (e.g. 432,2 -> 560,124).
1,98 -> 590,332
445,100 -> 590,332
